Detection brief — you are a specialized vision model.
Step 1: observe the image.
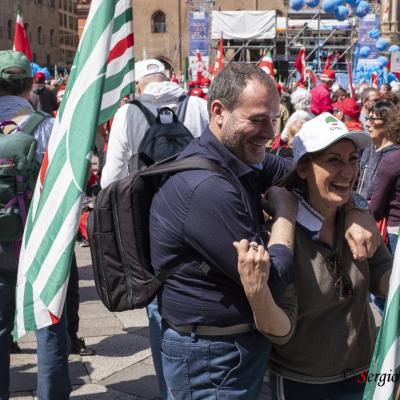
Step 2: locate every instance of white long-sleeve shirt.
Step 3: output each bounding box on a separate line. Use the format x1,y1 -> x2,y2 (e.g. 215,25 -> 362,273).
101,81 -> 209,188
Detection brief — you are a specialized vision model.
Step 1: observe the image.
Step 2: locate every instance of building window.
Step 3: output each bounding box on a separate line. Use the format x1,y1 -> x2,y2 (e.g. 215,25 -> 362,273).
7,20 -> 12,40
64,14 -> 67,27
38,26 -> 44,44
60,30 -> 64,44
49,0 -> 55,7
59,13 -> 63,26
69,16 -> 73,29
152,11 -> 166,33
50,29 -> 55,46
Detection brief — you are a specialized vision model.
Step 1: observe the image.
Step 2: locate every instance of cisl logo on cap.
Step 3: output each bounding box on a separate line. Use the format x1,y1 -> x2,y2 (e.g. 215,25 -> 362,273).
325,115 -> 344,131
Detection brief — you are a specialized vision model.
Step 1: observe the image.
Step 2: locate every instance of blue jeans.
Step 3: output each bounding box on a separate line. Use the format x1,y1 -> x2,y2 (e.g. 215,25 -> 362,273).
269,371 -> 364,400
0,241 -> 71,400
161,323 -> 271,399
147,298 -> 168,399
35,309 -> 71,400
388,233 -> 398,256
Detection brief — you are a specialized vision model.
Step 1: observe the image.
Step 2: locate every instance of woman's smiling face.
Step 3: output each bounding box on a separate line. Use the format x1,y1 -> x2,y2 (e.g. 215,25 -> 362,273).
297,140 -> 359,214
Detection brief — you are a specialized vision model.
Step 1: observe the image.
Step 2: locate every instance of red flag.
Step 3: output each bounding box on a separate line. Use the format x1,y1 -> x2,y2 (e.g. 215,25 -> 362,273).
13,6 -> 32,61
294,47 -> 306,84
195,50 -> 205,83
305,68 -> 317,87
371,71 -> 379,88
213,32 -> 224,76
258,50 -> 275,80
323,53 -> 333,72
347,61 -> 355,99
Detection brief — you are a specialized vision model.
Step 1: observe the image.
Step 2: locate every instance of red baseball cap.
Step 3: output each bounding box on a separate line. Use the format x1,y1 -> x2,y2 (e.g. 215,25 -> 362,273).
332,98 -> 360,120
321,69 -> 336,80
34,71 -> 46,83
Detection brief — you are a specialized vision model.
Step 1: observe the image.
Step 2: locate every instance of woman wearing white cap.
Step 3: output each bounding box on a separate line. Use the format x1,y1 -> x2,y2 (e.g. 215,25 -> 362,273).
234,113 -> 393,400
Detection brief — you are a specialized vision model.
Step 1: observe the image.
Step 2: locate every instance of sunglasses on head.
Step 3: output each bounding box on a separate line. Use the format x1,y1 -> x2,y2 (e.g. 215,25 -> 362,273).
326,254 -> 353,299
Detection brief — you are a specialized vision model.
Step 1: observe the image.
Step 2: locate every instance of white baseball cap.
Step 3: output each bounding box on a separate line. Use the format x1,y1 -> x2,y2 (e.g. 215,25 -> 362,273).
135,59 -> 166,81
292,112 -> 371,163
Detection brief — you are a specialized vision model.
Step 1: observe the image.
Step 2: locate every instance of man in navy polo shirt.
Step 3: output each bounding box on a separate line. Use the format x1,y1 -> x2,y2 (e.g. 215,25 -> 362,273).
149,63 -> 380,399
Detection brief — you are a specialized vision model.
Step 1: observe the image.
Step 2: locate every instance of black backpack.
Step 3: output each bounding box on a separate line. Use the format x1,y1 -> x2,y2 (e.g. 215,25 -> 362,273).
129,96 -> 193,171
87,156 -> 243,312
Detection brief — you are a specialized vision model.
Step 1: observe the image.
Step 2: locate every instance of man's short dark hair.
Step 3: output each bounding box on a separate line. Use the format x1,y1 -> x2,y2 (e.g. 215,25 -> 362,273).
0,77 -> 33,96
207,63 -> 275,115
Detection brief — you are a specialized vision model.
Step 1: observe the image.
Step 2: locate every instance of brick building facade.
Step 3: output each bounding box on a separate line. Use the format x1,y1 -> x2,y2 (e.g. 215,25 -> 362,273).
0,0 -> 60,67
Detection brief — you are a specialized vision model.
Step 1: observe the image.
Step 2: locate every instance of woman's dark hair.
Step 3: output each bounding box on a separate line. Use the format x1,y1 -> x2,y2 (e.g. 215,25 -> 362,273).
370,100 -> 395,123
0,77 -> 33,96
279,155 -> 311,196
383,104 -> 400,145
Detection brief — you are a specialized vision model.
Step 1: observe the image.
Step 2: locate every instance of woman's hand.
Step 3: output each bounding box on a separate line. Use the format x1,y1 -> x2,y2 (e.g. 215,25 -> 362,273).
233,239 -> 270,300
233,239 -> 293,338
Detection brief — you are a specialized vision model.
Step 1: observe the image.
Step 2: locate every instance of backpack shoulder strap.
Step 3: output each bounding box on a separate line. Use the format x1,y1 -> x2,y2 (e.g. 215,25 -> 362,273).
130,100 -> 157,126
176,95 -> 189,123
19,110 -> 50,136
141,156 -> 245,208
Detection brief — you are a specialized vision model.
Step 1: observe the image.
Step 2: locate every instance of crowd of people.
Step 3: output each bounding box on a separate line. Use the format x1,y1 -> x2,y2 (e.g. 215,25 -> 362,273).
0,48 -> 399,400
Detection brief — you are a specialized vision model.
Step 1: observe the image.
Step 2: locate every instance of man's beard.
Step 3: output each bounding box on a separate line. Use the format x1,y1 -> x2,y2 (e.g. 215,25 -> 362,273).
220,115 -> 246,163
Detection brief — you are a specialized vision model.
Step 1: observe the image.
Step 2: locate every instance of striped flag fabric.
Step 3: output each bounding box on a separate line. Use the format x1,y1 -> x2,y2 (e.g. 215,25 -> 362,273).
363,243 -> 400,400
13,0 -> 135,339
258,50 -> 275,80
13,6 -> 32,61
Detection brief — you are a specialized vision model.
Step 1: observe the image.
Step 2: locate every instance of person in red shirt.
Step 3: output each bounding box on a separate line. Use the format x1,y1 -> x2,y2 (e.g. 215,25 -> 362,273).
310,69 -> 335,115
332,97 -> 363,131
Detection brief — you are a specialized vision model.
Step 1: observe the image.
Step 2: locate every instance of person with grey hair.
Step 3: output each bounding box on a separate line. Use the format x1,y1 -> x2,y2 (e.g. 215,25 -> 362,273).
359,86 -> 380,129
280,87 -> 313,143
149,63 -> 381,399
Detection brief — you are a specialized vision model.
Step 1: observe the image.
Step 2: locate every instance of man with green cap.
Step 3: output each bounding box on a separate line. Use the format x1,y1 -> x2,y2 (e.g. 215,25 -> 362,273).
0,50 -> 71,400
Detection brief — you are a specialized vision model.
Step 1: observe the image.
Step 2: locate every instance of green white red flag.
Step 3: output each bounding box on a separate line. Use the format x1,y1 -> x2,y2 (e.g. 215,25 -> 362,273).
258,50 -> 275,80
13,6 -> 32,61
14,0 -> 135,338
363,243 -> 400,399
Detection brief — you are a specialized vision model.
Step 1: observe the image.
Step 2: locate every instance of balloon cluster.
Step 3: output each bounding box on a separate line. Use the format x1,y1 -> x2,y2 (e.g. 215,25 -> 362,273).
289,0 -> 371,20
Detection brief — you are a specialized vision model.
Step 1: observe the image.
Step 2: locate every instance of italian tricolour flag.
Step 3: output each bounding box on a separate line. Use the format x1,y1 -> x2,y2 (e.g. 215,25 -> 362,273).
13,6 -> 32,61
14,0 -> 135,338
363,241 -> 400,399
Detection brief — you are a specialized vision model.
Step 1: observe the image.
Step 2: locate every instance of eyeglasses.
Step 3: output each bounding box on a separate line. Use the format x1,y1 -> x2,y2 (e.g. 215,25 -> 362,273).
326,255 -> 353,299
365,116 -> 384,123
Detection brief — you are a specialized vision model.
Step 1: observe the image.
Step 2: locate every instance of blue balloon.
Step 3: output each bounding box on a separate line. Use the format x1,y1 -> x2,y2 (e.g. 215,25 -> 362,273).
30,62 -> 40,76
335,5 -> 349,20
389,44 -> 400,53
344,0 -> 358,6
377,56 -> 388,67
305,0 -> 320,7
368,28 -> 380,39
376,38 -> 389,51
359,46 -> 371,58
290,0 -> 305,10
355,1 -> 370,18
387,73 -> 399,83
322,0 -> 338,13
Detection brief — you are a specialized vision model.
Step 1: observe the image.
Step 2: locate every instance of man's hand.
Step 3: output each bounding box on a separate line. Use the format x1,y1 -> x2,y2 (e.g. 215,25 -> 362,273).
233,240 -> 270,300
262,186 -> 298,222
344,209 -> 380,260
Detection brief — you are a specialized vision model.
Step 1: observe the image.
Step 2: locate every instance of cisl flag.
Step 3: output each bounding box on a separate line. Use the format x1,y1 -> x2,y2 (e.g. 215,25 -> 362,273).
13,6 -> 32,61
14,0 -> 135,338
258,50 -> 275,80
